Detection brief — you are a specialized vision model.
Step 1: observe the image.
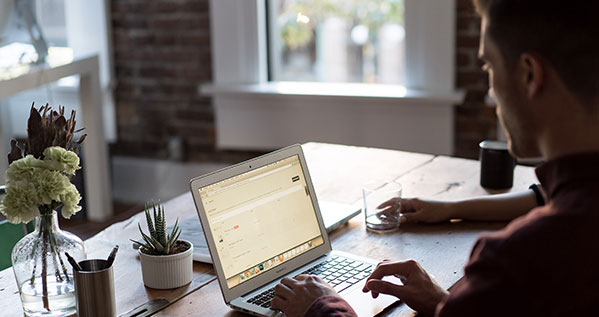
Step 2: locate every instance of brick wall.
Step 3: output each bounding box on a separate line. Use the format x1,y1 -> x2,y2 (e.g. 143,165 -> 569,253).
110,0 -> 493,161
110,0 -> 262,163
454,0 -> 497,159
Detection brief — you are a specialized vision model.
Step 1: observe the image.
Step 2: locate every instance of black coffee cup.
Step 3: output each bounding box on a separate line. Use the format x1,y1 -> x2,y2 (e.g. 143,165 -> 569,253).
479,140 -> 516,189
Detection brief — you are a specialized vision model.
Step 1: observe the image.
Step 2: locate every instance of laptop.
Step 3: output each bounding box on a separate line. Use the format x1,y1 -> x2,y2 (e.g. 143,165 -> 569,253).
190,144 -> 400,316
172,199 -> 361,263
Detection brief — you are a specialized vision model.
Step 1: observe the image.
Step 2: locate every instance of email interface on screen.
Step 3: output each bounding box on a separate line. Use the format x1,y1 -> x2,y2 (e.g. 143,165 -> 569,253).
199,155 -> 324,289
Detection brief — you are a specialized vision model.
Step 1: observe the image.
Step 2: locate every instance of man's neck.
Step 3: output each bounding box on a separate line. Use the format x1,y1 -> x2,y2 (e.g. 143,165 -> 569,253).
540,111 -> 599,160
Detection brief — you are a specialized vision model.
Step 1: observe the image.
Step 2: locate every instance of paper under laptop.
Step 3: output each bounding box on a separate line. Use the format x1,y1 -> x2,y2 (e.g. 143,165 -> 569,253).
173,200 -> 361,263
189,144 -> 399,316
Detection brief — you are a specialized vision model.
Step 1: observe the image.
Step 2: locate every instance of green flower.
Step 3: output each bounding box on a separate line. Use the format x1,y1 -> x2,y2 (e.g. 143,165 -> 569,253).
5,155 -> 43,183
42,147 -> 81,175
60,184 -> 82,219
32,169 -> 72,206
1,148 -> 83,223
0,182 -> 40,224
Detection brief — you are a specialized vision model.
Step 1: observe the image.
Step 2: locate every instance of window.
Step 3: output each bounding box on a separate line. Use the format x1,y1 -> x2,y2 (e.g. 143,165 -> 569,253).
0,0 -> 116,140
36,0 -> 68,47
268,0 -> 405,84
205,0 -> 461,155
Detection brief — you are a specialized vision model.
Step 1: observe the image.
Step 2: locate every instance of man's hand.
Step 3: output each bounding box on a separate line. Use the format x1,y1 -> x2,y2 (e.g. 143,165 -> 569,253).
362,260 -> 448,316
271,274 -> 340,317
381,198 -> 454,224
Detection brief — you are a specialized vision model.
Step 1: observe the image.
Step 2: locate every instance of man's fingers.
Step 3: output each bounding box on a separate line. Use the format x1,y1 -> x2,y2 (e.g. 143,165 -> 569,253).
400,198 -> 421,213
294,274 -> 310,281
377,197 -> 400,209
295,274 -> 324,284
270,296 -> 286,311
365,260 -> 417,288
399,212 -> 421,224
274,283 -> 294,300
280,277 -> 298,289
364,260 -> 390,292
366,279 -> 405,297
377,206 -> 398,216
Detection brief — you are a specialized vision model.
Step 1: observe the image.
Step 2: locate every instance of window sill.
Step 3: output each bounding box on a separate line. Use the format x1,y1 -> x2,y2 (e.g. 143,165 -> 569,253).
200,82 -> 464,105
200,81 -> 461,155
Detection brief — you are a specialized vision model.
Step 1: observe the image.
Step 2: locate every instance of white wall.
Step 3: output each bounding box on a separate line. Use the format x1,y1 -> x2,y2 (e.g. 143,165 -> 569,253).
214,93 -> 455,155
111,156 -> 227,204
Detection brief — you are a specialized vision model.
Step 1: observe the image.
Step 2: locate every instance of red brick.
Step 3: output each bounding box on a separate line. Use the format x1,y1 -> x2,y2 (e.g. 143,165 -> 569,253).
457,34 -> 481,49
175,109 -> 213,122
457,15 -> 479,30
147,15 -> 200,30
457,0 -> 476,11
111,1 -> 145,14
457,71 -> 488,88
454,0 -> 488,157
456,51 -> 473,68
138,66 -> 178,78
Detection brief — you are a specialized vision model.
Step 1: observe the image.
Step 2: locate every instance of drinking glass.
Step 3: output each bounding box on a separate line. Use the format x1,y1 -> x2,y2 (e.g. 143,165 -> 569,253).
363,180 -> 402,232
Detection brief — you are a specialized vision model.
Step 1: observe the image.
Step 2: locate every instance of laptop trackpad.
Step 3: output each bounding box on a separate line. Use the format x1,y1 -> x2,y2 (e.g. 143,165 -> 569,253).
342,286 -> 400,316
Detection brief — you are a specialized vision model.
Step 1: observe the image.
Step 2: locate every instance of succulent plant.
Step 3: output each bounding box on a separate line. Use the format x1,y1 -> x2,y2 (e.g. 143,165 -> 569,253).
131,201 -> 185,255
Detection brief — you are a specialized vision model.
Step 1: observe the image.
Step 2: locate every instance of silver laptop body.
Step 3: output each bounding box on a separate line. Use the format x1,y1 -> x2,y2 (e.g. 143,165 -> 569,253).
170,200 -> 360,264
190,144 -> 398,316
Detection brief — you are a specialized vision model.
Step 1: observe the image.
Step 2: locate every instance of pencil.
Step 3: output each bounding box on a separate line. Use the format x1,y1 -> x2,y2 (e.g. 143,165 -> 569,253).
105,245 -> 119,268
65,252 -> 82,272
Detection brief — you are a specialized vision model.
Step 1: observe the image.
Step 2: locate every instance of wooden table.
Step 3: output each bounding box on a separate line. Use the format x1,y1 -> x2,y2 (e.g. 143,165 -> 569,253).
0,143 -> 538,316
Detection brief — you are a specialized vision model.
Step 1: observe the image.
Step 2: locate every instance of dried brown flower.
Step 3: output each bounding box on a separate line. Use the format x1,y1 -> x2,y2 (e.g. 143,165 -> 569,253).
7,103 -> 86,164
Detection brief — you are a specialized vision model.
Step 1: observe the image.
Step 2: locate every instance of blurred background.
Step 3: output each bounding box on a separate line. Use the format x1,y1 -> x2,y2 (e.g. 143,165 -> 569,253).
0,0 -> 496,234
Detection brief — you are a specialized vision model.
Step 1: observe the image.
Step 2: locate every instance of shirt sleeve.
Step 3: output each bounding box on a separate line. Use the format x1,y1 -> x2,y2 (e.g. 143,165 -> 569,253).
305,295 -> 358,317
435,236 -> 519,317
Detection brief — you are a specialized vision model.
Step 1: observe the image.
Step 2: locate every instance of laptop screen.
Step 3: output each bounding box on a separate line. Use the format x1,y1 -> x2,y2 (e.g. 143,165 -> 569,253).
198,155 -> 324,289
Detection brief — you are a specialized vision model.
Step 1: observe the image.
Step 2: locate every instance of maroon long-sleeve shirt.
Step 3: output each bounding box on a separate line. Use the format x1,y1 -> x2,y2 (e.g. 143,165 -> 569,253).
307,152 -> 599,316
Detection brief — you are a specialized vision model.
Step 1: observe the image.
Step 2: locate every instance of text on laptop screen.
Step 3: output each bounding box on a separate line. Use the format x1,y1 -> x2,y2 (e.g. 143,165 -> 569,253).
199,155 -> 324,288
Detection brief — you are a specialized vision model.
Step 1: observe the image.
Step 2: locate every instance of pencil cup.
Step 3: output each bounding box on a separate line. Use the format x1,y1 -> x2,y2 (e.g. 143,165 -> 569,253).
74,259 -> 116,317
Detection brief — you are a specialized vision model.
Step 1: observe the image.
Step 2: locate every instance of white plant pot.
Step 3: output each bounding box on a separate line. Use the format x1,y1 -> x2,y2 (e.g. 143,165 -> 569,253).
139,240 -> 193,289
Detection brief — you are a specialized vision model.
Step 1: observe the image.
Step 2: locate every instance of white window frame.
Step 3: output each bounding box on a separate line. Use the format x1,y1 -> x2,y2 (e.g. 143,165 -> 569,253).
202,0 -> 463,155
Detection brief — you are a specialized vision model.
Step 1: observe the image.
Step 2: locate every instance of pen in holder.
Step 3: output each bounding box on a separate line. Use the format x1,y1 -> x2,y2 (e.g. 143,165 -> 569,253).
74,259 -> 117,317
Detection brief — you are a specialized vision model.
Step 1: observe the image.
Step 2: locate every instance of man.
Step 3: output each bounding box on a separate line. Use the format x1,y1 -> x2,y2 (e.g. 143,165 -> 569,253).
271,0 -> 599,315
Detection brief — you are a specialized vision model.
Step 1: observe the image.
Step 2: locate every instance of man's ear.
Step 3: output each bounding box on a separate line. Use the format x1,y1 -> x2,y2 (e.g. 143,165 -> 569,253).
519,53 -> 544,99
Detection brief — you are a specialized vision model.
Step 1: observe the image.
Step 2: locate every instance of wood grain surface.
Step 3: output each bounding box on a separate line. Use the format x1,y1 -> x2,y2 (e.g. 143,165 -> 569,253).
0,143 -> 538,316
156,143 -> 538,316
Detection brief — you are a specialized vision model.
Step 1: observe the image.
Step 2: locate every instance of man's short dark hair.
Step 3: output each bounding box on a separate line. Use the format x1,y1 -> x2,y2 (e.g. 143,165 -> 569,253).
473,0 -> 598,109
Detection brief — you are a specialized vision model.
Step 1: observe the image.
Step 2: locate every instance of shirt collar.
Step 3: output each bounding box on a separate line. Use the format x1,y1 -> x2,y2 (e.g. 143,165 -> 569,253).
535,152 -> 599,199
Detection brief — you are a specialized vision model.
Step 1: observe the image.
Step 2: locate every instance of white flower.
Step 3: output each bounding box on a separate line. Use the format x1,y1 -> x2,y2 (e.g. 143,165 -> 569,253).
43,147 -> 81,175
5,155 -> 43,183
60,184 -> 82,219
32,169 -> 72,206
0,182 -> 41,224
0,148 -> 83,223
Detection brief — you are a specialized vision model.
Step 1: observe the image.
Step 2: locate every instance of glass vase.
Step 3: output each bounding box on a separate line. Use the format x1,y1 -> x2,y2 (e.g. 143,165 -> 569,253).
11,211 -> 86,317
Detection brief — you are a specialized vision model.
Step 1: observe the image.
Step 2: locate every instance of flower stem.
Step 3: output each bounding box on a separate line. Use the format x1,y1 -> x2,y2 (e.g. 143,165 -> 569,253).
29,229 -> 42,286
50,231 -> 70,282
50,245 -> 62,282
41,223 -> 50,311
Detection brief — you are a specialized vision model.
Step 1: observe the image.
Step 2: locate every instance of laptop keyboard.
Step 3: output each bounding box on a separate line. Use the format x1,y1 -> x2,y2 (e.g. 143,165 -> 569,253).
246,256 -> 374,309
